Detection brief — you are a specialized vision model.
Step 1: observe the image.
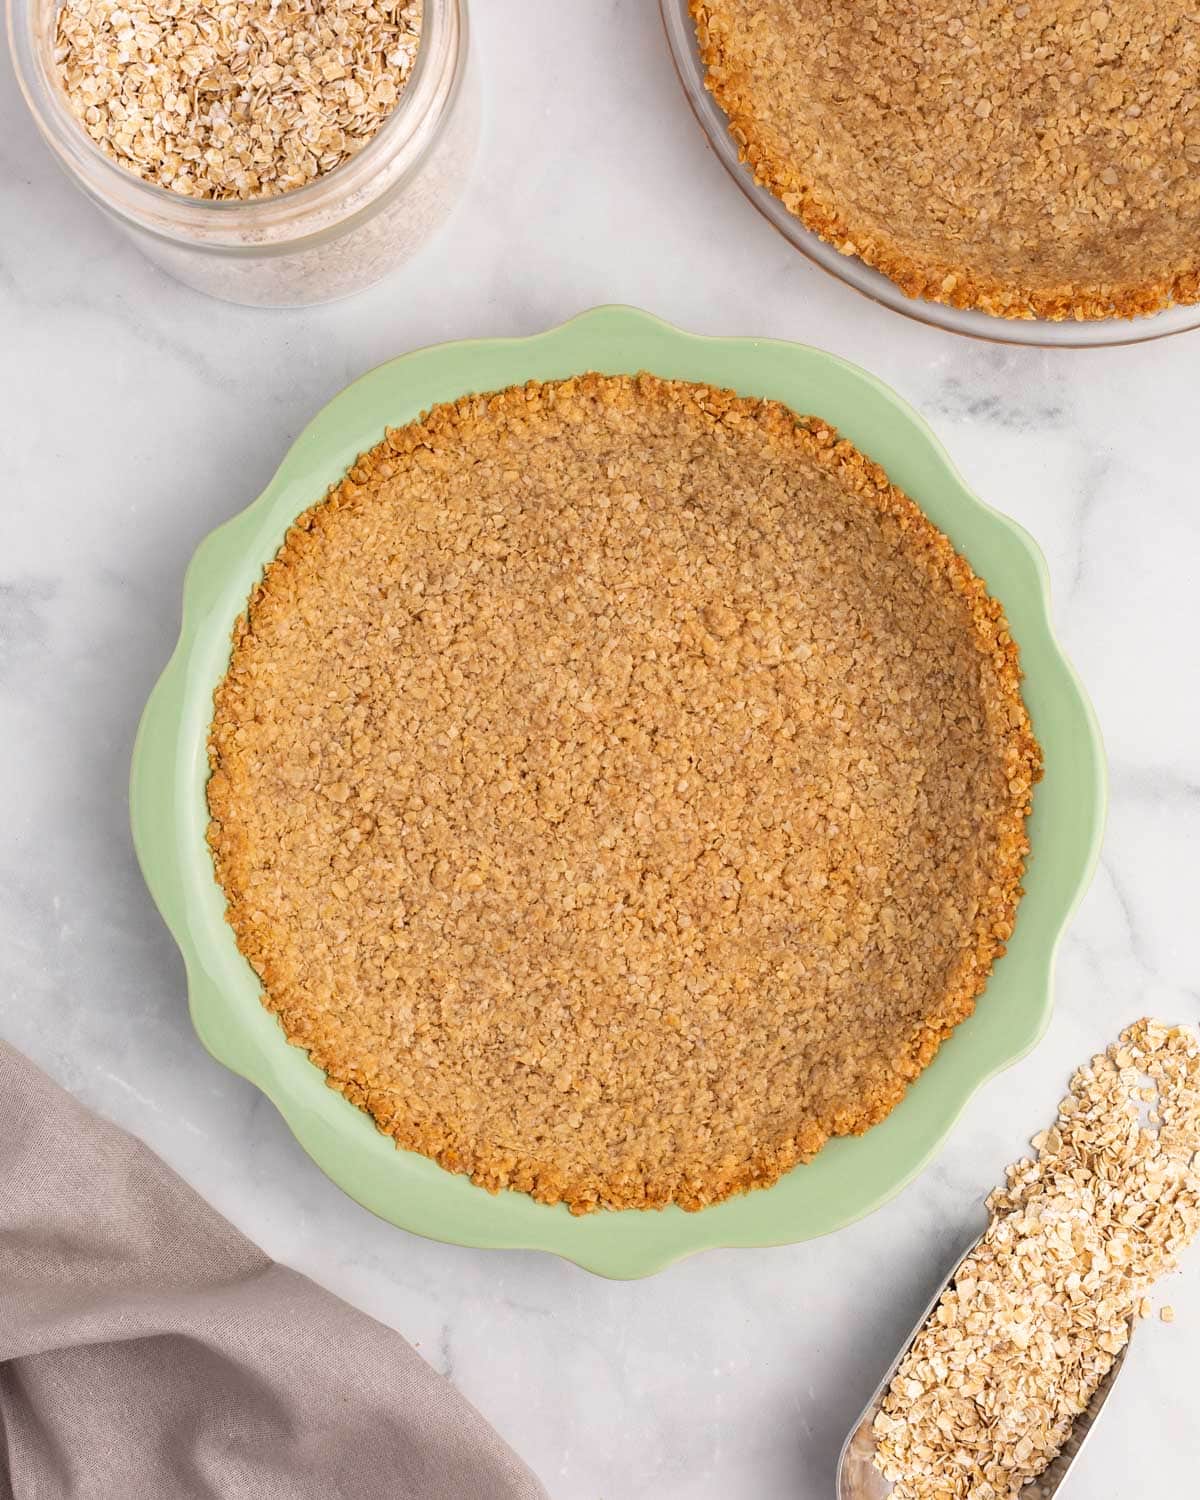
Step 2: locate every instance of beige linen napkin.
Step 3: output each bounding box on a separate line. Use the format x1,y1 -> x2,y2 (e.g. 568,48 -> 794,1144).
0,1042 -> 547,1500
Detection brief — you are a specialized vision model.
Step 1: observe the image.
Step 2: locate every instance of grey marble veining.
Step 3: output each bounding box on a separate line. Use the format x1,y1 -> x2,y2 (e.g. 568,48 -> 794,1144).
2,4 -> 1199,1497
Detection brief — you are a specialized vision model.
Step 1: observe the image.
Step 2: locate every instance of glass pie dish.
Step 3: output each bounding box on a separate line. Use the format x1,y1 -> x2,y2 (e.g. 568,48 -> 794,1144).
661,0 -> 1200,348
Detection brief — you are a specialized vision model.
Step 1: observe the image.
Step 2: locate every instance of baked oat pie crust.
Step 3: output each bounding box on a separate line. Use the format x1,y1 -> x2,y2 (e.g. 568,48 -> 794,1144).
691,1 -> 1200,321
207,374 -> 1041,1213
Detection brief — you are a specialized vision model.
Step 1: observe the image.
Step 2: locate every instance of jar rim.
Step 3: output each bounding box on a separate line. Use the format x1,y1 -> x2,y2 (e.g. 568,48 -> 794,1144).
6,0 -> 459,242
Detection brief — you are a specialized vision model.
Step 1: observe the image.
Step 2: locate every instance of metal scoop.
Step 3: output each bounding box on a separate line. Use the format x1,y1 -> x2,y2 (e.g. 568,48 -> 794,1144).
836,1231 -> 1133,1499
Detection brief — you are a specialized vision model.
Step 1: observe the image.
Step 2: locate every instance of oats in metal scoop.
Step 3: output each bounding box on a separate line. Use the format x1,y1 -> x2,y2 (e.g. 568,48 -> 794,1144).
874,1019 -> 1200,1499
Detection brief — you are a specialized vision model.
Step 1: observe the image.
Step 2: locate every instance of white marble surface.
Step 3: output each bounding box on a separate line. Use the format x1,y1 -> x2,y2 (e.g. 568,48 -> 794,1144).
3,4 -> 1200,1496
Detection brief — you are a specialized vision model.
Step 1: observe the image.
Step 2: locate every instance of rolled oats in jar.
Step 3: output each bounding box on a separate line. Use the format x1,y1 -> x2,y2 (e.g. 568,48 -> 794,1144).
9,0 -> 476,305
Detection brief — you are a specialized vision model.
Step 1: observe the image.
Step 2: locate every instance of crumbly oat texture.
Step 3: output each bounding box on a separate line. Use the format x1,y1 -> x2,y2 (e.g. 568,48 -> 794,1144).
691,1 -> 1200,321
207,374 -> 1039,1212
55,0 -> 421,200
874,1019 -> 1200,1498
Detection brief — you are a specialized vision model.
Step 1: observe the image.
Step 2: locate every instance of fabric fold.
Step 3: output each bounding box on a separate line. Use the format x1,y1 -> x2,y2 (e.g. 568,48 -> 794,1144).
0,1042 -> 547,1500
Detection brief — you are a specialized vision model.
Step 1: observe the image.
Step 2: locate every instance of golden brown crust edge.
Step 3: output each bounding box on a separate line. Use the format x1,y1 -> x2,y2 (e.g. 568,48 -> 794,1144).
689,1 -> 1200,324
207,372 -> 1043,1213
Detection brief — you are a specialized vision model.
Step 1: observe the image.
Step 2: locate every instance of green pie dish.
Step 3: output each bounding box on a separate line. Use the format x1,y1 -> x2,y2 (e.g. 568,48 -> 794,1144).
130,305 -> 1105,1278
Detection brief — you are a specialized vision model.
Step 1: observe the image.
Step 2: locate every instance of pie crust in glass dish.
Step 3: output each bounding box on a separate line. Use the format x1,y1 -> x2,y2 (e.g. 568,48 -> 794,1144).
691,0 -> 1200,321
206,374 -> 1041,1213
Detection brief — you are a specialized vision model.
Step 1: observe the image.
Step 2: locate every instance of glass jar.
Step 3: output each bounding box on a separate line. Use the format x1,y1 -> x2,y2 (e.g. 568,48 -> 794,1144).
7,0 -> 475,306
